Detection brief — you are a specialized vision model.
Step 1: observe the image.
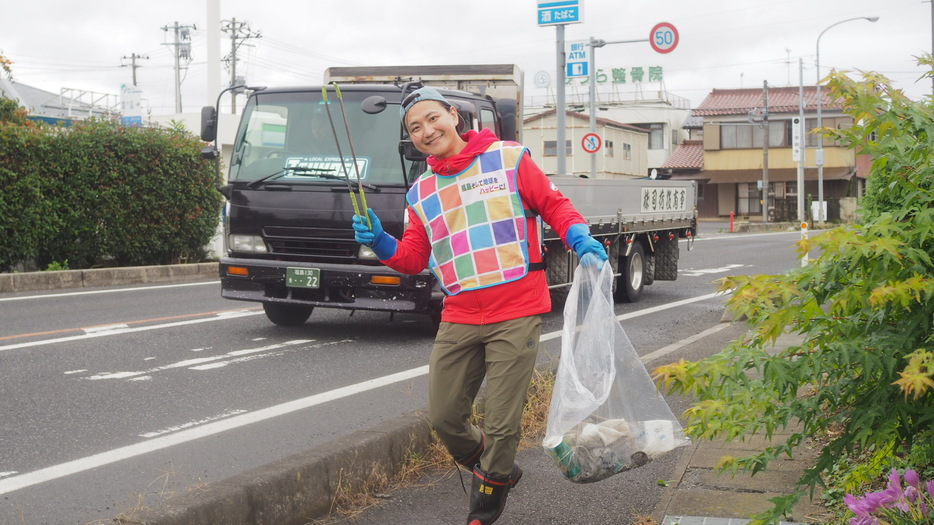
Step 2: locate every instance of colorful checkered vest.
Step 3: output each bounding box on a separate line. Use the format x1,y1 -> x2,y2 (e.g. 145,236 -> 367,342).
406,142 -> 530,296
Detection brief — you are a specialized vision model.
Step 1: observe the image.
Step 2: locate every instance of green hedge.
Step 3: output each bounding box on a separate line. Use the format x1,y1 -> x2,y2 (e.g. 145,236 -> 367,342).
0,99 -> 221,271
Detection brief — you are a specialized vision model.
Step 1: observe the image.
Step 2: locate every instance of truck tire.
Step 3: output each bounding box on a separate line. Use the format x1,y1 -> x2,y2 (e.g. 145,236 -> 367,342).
263,303 -> 313,326
614,242 -> 645,303
654,236 -> 679,281
546,243 -> 573,307
643,251 -> 656,286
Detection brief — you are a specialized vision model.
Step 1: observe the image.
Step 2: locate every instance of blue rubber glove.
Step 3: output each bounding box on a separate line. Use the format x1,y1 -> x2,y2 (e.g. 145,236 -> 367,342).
352,208 -> 398,260
566,223 -> 608,266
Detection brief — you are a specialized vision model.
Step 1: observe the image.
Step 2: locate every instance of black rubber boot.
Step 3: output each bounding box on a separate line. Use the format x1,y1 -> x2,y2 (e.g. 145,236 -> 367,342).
466,464 -> 522,525
454,431 -> 485,469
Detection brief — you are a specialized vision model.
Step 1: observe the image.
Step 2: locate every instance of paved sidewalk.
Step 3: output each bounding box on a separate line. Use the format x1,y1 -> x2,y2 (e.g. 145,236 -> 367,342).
651,331 -> 829,525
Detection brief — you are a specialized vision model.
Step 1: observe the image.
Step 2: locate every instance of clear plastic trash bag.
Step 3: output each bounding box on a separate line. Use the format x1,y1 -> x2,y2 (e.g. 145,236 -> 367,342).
543,253 -> 690,483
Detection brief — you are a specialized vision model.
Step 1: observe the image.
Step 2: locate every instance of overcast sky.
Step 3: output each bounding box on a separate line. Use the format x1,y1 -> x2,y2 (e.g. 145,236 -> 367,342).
1,0 -> 930,115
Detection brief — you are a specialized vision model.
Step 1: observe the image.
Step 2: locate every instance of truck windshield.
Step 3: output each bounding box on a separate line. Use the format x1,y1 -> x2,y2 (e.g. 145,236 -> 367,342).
229,90 -> 409,186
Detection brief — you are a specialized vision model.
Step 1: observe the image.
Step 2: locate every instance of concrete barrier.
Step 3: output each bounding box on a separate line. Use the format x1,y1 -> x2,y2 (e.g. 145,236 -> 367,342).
0,263 -> 220,294
123,413 -> 433,525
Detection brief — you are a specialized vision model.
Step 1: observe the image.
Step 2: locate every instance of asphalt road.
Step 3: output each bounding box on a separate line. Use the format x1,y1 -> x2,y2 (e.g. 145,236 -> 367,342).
0,225 -> 814,524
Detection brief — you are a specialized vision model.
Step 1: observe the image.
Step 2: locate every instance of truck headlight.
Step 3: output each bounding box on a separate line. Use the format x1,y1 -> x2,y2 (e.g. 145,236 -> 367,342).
229,234 -> 268,253
358,245 -> 379,260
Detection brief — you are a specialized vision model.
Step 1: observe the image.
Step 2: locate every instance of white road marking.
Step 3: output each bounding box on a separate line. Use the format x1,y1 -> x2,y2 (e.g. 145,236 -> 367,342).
0,280 -> 218,302
680,263 -> 748,277
1,291 -> 730,496
139,409 -> 248,438
188,339 -> 349,371
82,340 -> 314,381
639,323 -> 731,363
541,291 -> 723,342
0,310 -> 264,353
0,364 -> 430,496
83,324 -> 130,334
0,472 -> 17,478
63,369 -> 87,375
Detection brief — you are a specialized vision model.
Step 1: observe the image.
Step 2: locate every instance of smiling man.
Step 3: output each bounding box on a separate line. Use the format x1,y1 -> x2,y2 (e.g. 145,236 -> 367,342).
352,86 -> 607,525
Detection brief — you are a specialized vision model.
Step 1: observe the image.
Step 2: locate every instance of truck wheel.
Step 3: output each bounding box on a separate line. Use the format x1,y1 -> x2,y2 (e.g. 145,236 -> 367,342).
614,242 -> 644,303
643,252 -> 656,286
263,303 -> 313,326
654,236 -> 680,281
546,244 -> 573,307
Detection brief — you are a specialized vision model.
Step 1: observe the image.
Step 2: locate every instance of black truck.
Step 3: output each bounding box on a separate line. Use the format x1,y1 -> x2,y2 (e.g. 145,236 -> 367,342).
200,64 -> 695,326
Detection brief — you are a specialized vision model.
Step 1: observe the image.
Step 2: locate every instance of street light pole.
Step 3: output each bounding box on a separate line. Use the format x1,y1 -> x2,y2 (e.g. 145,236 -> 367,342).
587,36 -> 648,178
588,37 -> 605,179
815,16 -> 878,226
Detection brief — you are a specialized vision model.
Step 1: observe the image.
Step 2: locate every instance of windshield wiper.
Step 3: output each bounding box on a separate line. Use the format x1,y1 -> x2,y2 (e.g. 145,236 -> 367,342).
314,172 -> 380,192
248,166 -> 379,192
247,166 -> 331,189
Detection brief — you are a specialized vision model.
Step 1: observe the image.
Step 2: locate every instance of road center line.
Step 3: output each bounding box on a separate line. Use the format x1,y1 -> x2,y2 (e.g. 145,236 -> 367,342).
0,280 -> 219,302
0,290 -> 728,495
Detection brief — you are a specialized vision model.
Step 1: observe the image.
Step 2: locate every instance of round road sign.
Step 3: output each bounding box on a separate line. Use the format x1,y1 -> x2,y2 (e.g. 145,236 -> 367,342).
650,22 -> 679,54
582,133 -> 602,153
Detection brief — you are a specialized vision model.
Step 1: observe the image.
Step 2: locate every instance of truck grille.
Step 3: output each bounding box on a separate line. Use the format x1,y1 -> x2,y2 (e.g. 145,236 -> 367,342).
263,226 -> 358,261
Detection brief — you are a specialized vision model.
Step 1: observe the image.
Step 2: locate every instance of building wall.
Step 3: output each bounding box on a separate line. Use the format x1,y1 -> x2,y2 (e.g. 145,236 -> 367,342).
598,105 -> 691,172
704,147 -> 855,171
523,113 -> 648,178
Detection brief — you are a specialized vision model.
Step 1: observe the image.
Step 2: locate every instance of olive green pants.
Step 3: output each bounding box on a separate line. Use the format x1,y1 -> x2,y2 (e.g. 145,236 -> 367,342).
427,315 -> 542,478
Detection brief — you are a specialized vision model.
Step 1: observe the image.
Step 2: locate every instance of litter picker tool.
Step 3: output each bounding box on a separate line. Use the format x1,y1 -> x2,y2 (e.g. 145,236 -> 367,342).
321,85 -> 366,225
332,83 -> 370,226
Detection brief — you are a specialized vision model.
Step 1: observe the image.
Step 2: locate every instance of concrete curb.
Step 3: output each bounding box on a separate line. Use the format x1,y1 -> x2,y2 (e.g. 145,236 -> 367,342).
124,412 -> 433,525
0,263 -> 219,294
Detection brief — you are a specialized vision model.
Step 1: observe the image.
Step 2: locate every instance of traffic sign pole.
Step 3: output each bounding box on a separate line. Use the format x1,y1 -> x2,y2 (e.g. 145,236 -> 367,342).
538,1 -> 581,176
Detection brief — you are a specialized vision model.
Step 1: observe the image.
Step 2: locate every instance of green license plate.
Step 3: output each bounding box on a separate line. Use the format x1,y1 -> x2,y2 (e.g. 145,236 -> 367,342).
286,267 -> 321,289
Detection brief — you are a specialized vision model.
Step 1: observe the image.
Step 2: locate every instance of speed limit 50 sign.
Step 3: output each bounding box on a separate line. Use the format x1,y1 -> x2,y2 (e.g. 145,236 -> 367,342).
650,22 -> 679,54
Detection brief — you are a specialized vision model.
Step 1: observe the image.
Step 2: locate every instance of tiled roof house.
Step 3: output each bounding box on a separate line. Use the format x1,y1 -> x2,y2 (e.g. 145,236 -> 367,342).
666,85 -> 864,220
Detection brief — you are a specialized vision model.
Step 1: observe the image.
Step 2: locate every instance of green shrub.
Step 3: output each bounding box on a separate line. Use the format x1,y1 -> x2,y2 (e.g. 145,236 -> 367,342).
654,61 -> 934,524
0,104 -> 220,271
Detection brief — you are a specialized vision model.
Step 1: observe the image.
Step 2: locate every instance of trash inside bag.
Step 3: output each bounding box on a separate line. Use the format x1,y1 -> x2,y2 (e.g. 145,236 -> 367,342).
543,253 -> 690,483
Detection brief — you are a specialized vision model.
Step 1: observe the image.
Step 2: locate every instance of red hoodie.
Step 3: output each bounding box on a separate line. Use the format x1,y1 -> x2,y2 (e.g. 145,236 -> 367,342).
382,128 -> 586,325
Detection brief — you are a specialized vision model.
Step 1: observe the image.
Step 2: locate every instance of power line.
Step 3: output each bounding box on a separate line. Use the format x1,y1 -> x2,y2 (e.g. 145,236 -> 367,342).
120,53 -> 149,87
161,21 -> 197,113
221,18 -> 261,114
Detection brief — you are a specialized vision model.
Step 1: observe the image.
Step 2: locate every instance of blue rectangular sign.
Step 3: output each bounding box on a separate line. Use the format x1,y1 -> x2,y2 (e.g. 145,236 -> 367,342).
538,1 -> 581,26
567,62 -> 588,77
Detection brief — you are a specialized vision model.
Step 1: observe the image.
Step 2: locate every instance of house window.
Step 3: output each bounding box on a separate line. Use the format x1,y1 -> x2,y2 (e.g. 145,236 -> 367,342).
544,140 -> 572,156
720,121 -> 788,149
605,140 -> 614,157
784,181 -> 798,196
649,124 -> 665,149
623,143 -> 631,159
805,117 -> 851,147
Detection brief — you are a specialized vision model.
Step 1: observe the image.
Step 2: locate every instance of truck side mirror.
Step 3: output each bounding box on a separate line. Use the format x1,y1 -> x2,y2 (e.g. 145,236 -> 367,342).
200,106 -> 217,142
399,140 -> 427,161
361,95 -> 388,114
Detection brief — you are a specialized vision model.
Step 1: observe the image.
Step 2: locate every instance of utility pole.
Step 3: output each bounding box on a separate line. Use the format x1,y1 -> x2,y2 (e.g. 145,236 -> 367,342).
221,18 -> 262,114
120,53 -> 149,87
762,80 -> 769,223
161,21 -> 196,113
